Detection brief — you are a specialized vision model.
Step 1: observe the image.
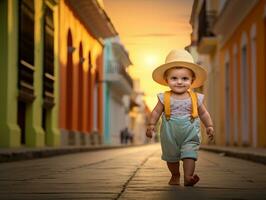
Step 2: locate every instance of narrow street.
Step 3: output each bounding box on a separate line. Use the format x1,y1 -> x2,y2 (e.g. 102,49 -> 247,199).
1,144 -> 266,200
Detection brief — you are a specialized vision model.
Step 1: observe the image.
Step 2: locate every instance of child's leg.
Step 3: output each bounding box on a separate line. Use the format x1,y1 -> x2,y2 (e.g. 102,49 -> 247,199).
167,162 -> 180,185
183,158 -> 200,186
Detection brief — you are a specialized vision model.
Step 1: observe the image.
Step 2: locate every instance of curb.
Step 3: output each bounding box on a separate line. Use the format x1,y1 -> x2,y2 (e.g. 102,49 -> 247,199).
200,146 -> 266,165
0,144 -> 148,163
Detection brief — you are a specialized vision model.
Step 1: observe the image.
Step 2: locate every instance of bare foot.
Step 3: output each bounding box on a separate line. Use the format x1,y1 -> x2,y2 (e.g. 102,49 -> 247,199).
168,175 -> 180,185
184,174 -> 200,186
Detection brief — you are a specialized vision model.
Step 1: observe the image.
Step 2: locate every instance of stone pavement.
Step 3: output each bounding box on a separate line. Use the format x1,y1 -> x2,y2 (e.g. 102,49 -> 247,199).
0,143 -> 266,200
120,145 -> 266,200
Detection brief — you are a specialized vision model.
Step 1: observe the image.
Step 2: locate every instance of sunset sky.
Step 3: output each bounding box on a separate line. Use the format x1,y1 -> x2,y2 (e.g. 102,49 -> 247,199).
102,0 -> 194,110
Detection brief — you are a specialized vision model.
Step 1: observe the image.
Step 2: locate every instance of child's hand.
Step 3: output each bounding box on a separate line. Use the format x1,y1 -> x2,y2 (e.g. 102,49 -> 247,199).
206,126 -> 214,141
146,125 -> 155,138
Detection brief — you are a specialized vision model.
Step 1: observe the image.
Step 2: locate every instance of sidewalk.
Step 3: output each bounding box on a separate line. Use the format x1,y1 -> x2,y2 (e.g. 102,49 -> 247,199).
1,143 -> 266,164
1,144 -> 266,199
200,145 -> 266,165
0,143 -> 147,163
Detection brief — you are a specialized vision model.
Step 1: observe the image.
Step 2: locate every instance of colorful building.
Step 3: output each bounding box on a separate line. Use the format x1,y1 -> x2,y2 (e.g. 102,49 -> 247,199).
0,0 -> 118,147
189,0 -> 266,147
103,37 -> 133,144
129,79 -> 151,144
58,0 -> 117,146
0,0 -> 61,147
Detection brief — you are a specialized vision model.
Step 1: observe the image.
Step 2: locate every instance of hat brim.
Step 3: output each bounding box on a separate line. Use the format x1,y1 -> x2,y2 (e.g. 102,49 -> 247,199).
152,61 -> 207,88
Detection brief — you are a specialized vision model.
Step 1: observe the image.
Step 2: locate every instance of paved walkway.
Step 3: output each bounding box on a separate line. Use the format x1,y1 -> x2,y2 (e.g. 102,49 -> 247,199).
0,144 -> 266,199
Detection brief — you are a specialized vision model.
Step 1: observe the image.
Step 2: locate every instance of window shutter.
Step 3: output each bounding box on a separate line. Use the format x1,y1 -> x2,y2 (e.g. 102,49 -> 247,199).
43,6 -> 55,109
18,0 -> 35,102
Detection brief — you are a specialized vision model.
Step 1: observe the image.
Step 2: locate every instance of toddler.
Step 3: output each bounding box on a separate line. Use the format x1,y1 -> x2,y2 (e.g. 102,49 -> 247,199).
146,49 -> 214,186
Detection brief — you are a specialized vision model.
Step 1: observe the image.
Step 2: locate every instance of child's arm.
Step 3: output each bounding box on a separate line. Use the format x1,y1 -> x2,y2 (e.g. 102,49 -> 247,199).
198,104 -> 214,140
146,100 -> 164,138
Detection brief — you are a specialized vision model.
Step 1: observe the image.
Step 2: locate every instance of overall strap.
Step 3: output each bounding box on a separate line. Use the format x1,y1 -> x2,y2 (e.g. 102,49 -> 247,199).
164,90 -> 198,121
188,89 -> 198,119
164,91 -> 171,121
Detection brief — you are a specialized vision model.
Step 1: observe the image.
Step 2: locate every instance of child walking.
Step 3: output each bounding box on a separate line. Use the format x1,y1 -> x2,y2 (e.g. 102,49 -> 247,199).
146,49 -> 214,186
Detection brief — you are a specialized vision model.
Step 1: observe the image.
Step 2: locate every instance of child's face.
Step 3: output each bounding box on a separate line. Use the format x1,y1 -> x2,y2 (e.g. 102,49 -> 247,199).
165,67 -> 194,94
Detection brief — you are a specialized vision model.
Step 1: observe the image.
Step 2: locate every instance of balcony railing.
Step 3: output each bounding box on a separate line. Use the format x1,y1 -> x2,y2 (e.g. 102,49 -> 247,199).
107,61 -> 133,88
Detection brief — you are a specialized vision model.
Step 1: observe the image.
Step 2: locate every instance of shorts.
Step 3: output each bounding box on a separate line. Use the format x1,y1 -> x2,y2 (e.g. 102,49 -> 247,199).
160,115 -> 201,162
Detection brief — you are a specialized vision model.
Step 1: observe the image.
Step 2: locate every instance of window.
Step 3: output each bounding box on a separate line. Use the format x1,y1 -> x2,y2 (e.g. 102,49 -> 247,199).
18,0 -> 35,102
43,5 -> 55,109
250,24 -> 257,147
224,52 -> 230,145
233,45 -> 238,144
241,44 -> 249,145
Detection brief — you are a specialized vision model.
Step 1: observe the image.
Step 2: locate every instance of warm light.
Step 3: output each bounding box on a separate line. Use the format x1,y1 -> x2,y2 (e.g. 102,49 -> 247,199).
103,0 -> 193,111
145,55 -> 157,67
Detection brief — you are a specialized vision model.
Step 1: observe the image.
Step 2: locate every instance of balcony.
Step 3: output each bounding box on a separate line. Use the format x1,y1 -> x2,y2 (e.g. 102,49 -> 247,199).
197,1 -> 217,54
105,61 -> 133,95
66,0 -> 117,39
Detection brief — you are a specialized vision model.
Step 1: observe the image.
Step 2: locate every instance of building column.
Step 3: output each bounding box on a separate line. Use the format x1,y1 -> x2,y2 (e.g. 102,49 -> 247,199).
45,1 -> 60,146
103,42 -> 111,144
0,0 -> 21,147
103,83 -> 111,144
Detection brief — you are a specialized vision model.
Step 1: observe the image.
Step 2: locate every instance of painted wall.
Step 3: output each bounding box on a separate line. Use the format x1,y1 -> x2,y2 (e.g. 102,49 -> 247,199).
217,0 -> 266,147
0,0 -> 60,147
58,0 -> 103,145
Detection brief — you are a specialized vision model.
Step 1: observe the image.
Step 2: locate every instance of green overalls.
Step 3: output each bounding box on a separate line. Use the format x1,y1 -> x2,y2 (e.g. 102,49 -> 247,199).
160,89 -> 201,162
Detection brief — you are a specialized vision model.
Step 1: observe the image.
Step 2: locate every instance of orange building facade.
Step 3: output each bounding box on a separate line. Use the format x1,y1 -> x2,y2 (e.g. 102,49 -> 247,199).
217,0 -> 266,147
190,0 -> 266,147
58,0 -> 116,145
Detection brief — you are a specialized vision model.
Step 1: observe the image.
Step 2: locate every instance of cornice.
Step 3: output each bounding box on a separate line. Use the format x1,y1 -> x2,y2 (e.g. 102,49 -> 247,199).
212,0 -> 259,47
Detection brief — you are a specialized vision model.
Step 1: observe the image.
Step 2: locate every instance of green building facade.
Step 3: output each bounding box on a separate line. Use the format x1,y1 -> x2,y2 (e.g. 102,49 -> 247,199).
0,0 -> 60,147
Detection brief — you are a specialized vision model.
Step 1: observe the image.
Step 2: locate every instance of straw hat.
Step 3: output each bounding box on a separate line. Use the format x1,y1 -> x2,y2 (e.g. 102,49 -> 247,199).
152,49 -> 207,88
